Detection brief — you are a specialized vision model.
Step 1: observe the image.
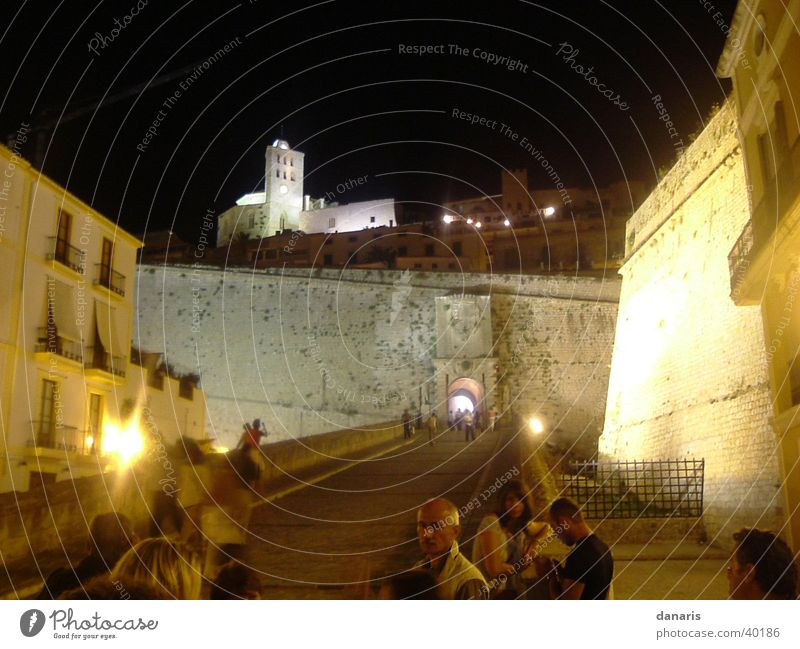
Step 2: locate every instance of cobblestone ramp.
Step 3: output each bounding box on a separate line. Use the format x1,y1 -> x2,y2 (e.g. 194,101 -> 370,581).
245,427 -> 516,599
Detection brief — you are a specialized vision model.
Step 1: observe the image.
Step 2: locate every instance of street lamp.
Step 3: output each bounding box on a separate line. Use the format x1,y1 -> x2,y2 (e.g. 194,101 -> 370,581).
529,416 -> 545,435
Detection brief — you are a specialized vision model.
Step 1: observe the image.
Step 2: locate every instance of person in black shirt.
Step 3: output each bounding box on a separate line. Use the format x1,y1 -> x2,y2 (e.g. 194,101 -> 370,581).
37,512 -> 137,599
547,497 -> 614,600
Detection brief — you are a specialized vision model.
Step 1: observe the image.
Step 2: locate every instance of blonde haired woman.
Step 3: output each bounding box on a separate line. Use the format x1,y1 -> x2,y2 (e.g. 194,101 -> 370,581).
111,537 -> 202,599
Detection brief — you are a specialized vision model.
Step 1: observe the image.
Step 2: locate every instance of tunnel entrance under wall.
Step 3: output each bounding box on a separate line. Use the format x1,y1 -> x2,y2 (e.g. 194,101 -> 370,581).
446,377 -> 485,421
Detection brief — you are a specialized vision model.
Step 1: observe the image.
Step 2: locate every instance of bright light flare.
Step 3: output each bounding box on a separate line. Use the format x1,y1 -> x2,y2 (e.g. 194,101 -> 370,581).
442,214 -> 454,224
466,218 -> 473,225
475,221 -> 482,228
529,417 -> 545,435
103,419 -> 145,467
503,218 -> 511,226
543,206 -> 556,217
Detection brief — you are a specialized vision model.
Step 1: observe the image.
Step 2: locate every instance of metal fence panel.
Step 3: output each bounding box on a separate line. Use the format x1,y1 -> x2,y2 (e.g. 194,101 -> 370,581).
557,459 -> 704,519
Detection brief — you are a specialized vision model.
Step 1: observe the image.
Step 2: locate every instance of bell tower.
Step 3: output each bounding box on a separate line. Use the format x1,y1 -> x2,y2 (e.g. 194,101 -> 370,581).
264,139 -> 304,233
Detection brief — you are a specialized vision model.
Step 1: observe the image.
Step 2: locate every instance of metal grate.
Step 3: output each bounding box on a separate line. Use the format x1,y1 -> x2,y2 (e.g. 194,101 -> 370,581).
557,459 -> 704,519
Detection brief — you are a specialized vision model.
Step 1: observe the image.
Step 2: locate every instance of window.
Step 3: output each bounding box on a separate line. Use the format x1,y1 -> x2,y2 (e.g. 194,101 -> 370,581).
276,154 -> 280,163
453,241 -> 462,256
324,254 -> 333,265
37,379 -> 58,446
88,393 -> 103,452
432,263 -> 438,269
754,14 -> 766,57
425,244 -> 435,256
328,218 -> 336,228
290,157 -> 294,167
290,173 -> 296,182
276,169 -> 280,178
283,171 -> 286,180
448,262 -> 455,269
99,238 -> 114,288
398,246 -> 408,256
349,251 -> 358,263
758,132 -> 775,185
348,236 -> 357,242
54,209 -> 73,264
265,249 -> 278,260
179,376 -> 195,400
248,213 -> 255,228
370,216 -> 375,223
414,263 -> 422,269
324,239 -> 333,245
148,366 -> 165,390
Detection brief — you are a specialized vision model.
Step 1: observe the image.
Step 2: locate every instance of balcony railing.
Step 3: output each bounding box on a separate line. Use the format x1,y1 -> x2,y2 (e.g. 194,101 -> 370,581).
790,357 -> 800,407
34,327 -> 83,362
94,264 -> 126,296
728,139 -> 800,295
85,348 -> 126,378
728,219 -> 754,298
27,422 -> 91,455
46,237 -> 85,274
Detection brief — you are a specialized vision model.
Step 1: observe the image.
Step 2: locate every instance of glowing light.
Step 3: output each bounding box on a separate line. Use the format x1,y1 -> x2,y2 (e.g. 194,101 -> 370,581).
443,214 -> 454,224
211,445 -> 230,454
529,417 -> 545,434
475,221 -> 482,228
466,218 -> 473,225
103,419 -> 145,468
543,206 -> 556,217
235,192 -> 266,206
450,395 -> 474,413
503,218 -> 511,226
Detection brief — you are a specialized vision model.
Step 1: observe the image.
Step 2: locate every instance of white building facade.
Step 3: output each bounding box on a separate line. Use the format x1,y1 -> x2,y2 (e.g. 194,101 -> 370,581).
217,139 -> 395,246
0,144 -> 208,492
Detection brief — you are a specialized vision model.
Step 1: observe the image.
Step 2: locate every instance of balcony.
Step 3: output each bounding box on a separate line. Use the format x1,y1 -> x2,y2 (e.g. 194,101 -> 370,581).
34,327 -> 83,363
94,264 -> 126,297
729,139 -> 800,300
85,347 -> 126,378
27,422 -> 92,455
728,219 -> 753,299
790,357 -> 800,408
46,237 -> 85,274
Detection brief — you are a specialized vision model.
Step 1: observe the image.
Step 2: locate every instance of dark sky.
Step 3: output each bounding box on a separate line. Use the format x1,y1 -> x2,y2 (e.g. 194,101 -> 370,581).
0,0 -> 738,243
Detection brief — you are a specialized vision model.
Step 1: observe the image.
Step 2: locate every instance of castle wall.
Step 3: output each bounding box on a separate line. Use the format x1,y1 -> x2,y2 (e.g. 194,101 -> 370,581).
134,266 -> 619,450
600,103 -> 782,544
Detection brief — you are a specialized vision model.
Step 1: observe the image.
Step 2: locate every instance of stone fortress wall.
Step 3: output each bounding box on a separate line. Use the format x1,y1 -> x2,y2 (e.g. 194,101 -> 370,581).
599,102 -> 782,543
134,265 -> 620,451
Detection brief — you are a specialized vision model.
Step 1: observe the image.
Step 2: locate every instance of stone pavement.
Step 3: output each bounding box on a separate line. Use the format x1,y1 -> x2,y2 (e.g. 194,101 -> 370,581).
245,424 -> 733,600
244,426 -> 514,598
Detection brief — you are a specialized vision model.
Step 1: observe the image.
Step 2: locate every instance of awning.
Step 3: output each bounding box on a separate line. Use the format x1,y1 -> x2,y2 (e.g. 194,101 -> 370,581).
95,301 -> 122,355
51,278 -> 81,341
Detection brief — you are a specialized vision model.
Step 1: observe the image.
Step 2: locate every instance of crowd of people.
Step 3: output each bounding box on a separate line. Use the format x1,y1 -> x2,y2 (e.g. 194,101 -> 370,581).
35,482 -> 798,601
31,416 -> 799,600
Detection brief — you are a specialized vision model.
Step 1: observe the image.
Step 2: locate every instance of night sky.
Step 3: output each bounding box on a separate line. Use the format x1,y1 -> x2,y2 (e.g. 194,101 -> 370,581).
0,0 -> 738,243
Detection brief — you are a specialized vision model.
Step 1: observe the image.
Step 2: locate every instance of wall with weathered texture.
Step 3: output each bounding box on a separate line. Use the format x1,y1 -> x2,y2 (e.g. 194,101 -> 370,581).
133,266 -> 620,450
600,103 -> 782,546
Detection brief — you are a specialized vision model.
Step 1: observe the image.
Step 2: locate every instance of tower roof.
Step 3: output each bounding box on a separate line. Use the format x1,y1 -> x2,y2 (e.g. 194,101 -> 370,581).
272,139 -> 291,150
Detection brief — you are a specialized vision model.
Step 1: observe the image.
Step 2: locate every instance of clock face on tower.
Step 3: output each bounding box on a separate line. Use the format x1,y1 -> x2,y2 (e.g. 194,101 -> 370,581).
279,184 -> 288,194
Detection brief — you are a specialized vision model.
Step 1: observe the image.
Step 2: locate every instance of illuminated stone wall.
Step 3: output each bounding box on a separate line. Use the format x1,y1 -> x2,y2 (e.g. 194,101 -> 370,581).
600,103 -> 782,544
134,266 -> 619,450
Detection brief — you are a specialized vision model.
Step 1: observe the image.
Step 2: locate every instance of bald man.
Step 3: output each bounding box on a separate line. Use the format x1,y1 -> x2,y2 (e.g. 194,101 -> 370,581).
414,498 -> 487,599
